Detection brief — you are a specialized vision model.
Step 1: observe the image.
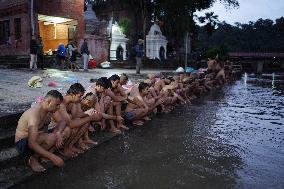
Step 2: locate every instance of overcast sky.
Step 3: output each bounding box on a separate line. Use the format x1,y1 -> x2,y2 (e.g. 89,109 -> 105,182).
195,0 -> 284,25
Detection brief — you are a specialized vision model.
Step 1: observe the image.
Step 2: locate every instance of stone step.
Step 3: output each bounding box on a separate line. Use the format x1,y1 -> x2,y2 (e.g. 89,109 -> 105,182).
0,113 -> 22,129
0,126 -> 135,189
0,130 -> 15,151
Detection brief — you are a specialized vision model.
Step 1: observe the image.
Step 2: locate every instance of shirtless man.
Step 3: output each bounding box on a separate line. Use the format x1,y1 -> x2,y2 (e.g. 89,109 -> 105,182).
125,82 -> 153,126
81,92 -> 124,131
15,90 -> 64,172
108,74 -> 129,130
120,73 -> 135,94
85,77 -> 122,134
53,83 -> 102,157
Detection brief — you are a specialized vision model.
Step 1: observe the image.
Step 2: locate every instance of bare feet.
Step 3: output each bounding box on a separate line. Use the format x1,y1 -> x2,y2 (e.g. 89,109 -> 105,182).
70,145 -> 84,154
143,116 -> 151,121
117,123 -> 129,130
110,128 -> 122,135
29,156 -> 46,172
133,120 -> 144,126
77,142 -> 90,151
84,139 -> 98,145
60,148 -> 77,158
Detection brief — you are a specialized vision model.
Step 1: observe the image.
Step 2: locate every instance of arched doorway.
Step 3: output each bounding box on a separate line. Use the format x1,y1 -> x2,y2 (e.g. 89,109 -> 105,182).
159,46 -> 165,62
116,44 -> 124,61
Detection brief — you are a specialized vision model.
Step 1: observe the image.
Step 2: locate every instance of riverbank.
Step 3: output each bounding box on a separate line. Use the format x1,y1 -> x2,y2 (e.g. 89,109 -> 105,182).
0,68 -> 175,188
10,73 -> 283,189
0,68 -> 173,116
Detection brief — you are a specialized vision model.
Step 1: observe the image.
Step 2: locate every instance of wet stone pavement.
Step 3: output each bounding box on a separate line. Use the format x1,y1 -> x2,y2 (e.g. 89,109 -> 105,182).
8,73 -> 284,189
0,68 -> 172,116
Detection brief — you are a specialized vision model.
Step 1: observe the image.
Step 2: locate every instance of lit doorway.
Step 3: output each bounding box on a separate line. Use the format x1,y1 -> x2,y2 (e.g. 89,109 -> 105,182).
38,14 -> 77,53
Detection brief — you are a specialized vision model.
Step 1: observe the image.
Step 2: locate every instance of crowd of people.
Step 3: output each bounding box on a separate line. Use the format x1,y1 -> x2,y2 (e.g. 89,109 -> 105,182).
15,59 -> 234,172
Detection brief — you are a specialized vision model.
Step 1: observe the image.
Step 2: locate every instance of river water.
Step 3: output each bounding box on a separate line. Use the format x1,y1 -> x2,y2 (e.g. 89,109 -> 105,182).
14,73 -> 284,189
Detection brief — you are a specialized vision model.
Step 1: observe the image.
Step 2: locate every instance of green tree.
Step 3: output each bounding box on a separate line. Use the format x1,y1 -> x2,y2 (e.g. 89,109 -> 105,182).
118,17 -> 132,35
198,12 -> 219,36
88,0 -> 239,49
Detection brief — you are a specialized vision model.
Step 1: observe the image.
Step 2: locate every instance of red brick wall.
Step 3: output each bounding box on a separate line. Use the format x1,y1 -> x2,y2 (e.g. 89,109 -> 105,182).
0,0 -> 85,56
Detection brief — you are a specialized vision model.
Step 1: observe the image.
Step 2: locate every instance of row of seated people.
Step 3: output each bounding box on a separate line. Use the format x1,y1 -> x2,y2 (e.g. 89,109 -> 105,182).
15,60 -> 233,172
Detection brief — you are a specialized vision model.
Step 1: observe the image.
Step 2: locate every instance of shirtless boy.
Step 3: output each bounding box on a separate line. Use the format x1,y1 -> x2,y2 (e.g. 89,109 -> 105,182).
108,74 -> 129,130
15,90 -> 65,172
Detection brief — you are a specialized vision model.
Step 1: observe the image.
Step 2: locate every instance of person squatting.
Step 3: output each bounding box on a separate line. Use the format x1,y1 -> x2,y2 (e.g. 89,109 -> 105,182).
15,59 -> 233,172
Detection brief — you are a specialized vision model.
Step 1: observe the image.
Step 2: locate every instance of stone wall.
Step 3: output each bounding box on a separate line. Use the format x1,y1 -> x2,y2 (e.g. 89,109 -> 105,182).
80,35 -> 109,64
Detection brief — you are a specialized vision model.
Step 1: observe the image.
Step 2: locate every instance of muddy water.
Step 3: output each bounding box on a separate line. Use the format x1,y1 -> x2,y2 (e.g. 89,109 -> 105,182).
13,73 -> 284,189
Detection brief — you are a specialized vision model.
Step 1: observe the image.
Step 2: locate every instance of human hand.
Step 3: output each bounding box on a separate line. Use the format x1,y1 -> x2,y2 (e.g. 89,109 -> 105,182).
89,125 -> 95,132
116,116 -> 124,122
55,132 -> 63,149
90,111 -> 100,120
51,155 -> 64,167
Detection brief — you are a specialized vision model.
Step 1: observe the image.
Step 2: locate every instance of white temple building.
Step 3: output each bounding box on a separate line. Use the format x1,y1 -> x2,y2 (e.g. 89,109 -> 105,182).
110,22 -> 129,61
146,23 -> 168,61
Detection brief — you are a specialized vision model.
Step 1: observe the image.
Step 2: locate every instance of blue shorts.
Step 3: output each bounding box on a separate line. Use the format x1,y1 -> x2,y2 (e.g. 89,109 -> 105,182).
48,125 -> 58,133
15,138 -> 34,156
124,111 -> 136,121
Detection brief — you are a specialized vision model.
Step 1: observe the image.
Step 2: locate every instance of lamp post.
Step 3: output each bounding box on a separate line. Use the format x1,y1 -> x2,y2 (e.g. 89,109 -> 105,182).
184,32 -> 192,70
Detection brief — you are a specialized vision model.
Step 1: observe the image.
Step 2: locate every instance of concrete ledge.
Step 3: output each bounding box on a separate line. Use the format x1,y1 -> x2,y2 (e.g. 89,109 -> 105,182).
0,123 -> 139,189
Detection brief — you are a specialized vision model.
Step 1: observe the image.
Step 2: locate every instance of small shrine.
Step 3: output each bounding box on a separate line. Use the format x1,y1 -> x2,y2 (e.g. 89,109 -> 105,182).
146,23 -> 168,61
110,22 -> 129,61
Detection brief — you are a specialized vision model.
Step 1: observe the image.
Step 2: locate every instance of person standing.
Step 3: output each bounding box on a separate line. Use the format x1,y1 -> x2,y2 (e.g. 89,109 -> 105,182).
37,37 -> 44,70
29,36 -> 38,71
134,39 -> 144,74
80,39 -> 89,72
68,41 -> 79,71
57,43 -> 67,70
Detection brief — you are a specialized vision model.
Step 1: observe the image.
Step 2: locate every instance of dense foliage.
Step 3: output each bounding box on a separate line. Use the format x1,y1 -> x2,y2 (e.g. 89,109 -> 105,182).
197,17 -> 284,52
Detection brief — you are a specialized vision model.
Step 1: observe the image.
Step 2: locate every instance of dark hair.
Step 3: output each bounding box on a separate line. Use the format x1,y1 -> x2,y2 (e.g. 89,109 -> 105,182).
83,92 -> 94,99
138,82 -> 149,92
120,73 -> 128,81
96,77 -> 110,89
83,92 -> 96,100
45,90 -> 63,101
67,83 -> 85,95
167,76 -> 175,82
109,74 -> 120,81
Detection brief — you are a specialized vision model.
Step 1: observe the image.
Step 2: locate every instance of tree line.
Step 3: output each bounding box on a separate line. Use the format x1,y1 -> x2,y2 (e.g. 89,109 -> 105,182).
197,17 -> 284,54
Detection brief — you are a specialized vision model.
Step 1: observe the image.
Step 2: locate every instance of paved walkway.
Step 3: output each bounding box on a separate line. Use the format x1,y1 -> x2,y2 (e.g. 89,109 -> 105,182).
0,68 -> 174,116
